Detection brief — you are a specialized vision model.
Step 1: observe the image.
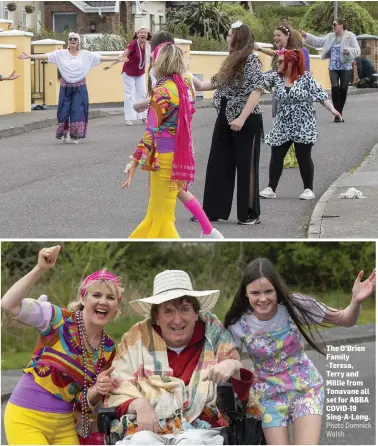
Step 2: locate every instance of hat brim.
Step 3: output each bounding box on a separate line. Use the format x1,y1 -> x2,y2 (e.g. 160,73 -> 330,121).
129,289 -> 220,319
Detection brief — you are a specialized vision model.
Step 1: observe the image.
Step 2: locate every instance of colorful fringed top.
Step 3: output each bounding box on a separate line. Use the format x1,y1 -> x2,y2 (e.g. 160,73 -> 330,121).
19,302 -> 116,406
131,74 -> 195,171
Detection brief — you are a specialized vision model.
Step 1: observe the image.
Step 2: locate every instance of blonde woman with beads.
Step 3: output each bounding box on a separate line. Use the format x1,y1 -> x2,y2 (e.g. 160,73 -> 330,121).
132,31 -> 224,239
2,245 -> 122,445
18,33 -> 123,143
122,43 -> 197,239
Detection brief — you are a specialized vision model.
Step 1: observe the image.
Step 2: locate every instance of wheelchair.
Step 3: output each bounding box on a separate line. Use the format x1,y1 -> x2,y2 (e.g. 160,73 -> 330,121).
98,382 -> 266,445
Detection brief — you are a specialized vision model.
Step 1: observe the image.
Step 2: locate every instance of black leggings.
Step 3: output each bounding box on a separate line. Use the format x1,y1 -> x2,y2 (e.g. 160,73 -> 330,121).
329,69 -> 352,114
269,141 -> 314,192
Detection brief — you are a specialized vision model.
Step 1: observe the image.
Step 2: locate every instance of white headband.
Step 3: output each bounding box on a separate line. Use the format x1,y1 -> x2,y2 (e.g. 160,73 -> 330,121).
231,21 -> 243,29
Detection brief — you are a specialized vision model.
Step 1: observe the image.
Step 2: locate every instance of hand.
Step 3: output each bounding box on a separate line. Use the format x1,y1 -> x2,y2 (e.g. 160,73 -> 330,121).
331,109 -> 342,121
299,29 -> 307,38
133,398 -> 161,433
202,359 -> 240,384
352,269 -> 376,304
8,70 -> 20,80
230,117 -> 246,131
95,366 -> 116,396
121,161 -> 138,189
343,49 -> 350,55
18,52 -> 30,60
37,246 -> 61,272
133,101 -> 149,113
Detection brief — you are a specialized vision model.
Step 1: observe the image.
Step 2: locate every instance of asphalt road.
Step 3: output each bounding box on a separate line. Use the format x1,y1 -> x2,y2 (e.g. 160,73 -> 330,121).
1,341 -> 374,445
0,95 -> 377,239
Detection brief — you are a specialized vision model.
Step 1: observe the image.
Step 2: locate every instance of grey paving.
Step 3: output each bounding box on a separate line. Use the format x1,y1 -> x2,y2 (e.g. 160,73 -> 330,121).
0,91 -> 378,239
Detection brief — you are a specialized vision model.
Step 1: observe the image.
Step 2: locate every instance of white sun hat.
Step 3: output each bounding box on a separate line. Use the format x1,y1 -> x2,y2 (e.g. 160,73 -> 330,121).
129,270 -> 220,319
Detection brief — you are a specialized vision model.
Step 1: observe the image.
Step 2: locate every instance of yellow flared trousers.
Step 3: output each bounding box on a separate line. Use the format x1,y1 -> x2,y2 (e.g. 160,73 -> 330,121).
130,152 -> 180,239
4,402 -> 79,445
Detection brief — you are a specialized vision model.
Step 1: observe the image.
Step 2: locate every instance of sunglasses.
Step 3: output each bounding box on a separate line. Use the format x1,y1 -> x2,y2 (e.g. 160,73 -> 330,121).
276,59 -> 284,66
69,38 -> 78,41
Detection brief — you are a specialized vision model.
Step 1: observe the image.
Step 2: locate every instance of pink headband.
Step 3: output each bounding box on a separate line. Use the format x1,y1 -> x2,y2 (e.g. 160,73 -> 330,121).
152,42 -> 173,61
277,48 -> 287,56
80,270 -> 122,301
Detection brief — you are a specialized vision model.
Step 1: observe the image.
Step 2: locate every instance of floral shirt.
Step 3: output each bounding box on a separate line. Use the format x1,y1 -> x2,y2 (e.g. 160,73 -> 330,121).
329,41 -> 353,71
211,54 -> 263,123
262,71 -> 329,146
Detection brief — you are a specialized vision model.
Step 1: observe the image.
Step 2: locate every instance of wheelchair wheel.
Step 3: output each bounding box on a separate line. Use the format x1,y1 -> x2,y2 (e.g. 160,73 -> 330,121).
110,432 -> 121,445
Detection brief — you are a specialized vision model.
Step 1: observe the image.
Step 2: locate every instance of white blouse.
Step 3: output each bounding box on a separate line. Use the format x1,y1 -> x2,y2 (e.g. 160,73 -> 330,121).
47,49 -> 101,84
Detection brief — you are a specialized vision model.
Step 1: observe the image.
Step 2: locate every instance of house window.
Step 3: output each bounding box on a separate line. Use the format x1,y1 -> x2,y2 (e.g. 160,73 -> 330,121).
159,15 -> 164,31
53,13 -> 77,33
4,7 -> 9,20
37,10 -> 41,31
22,10 -> 31,29
150,14 -> 155,33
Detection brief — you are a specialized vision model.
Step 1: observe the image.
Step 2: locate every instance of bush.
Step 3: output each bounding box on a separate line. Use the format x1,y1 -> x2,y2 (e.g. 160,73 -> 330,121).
87,33 -> 127,51
222,3 -> 265,42
190,35 -> 228,51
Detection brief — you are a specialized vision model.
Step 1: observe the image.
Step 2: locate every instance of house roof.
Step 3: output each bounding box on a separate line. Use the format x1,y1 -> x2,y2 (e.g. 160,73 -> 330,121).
84,1 -> 116,6
70,1 -> 119,13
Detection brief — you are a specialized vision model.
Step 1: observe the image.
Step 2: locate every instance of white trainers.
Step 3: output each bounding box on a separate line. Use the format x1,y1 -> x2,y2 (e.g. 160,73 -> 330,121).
200,228 -> 224,239
62,135 -> 69,143
260,187 -> 276,199
300,189 -> 315,200
71,139 -> 79,145
125,120 -> 133,126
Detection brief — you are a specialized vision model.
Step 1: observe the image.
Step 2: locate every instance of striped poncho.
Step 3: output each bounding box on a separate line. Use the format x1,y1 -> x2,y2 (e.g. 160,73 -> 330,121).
107,311 -> 259,434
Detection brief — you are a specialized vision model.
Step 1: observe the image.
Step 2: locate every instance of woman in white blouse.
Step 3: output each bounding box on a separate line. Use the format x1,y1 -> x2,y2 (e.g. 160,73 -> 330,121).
18,32 -> 123,144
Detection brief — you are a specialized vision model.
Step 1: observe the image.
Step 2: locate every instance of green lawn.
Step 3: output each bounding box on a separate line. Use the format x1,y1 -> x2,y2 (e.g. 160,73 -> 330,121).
2,291 -> 375,371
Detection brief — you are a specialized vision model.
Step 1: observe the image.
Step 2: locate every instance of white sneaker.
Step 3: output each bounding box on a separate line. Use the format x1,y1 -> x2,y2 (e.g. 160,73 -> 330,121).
71,139 -> 79,145
125,120 -> 133,126
62,135 -> 69,143
300,189 -> 315,200
260,187 -> 276,199
200,228 -> 224,239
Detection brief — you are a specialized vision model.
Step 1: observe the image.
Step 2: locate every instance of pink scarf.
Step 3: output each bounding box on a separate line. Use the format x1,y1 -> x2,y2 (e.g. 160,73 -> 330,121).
152,44 -> 195,191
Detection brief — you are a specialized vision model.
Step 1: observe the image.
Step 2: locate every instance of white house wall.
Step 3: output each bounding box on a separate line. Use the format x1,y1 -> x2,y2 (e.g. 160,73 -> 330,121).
134,1 -> 166,33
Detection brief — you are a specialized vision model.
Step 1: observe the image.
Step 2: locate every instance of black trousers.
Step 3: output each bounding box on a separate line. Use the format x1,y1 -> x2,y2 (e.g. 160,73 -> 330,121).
329,69 -> 352,114
203,99 -> 262,222
269,140 -> 314,192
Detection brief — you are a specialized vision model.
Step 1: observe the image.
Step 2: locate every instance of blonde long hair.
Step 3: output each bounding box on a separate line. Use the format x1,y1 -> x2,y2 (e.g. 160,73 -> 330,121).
153,44 -> 186,80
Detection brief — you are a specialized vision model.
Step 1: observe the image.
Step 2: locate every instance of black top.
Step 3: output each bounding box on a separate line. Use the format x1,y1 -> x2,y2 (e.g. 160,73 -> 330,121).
357,57 -> 377,79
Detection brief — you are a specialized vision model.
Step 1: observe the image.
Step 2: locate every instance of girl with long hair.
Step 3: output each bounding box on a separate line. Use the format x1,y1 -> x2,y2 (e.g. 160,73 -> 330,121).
259,49 -> 342,201
2,246 -> 123,445
122,43 -> 197,239
301,19 -> 360,123
224,258 -> 375,445
132,31 -> 223,239
198,22 -> 264,225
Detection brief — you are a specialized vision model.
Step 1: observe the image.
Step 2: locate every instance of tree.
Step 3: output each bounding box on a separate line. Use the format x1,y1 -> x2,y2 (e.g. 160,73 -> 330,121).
165,2 -> 231,41
300,1 -> 378,35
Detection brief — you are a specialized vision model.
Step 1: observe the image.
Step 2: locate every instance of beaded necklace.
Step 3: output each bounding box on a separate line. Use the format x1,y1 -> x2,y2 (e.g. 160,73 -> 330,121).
137,39 -> 146,70
76,310 -> 106,438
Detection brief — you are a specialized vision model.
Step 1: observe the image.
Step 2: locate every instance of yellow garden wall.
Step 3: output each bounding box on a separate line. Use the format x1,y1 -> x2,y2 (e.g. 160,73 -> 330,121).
0,19 -> 13,31
0,45 -> 17,115
0,30 -> 32,113
0,33 -> 332,113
